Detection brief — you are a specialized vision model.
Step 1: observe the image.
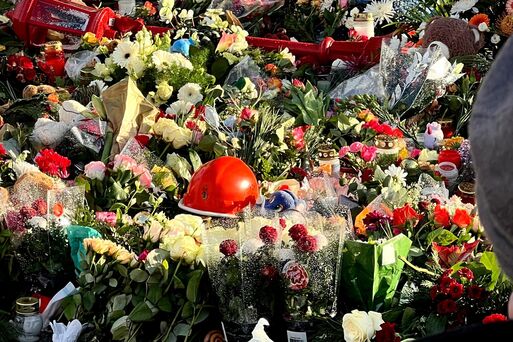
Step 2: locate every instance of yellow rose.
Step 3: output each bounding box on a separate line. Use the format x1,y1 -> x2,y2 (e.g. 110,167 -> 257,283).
163,126 -> 192,149
89,238 -> 110,254
156,82 -> 173,101
167,236 -> 200,264
108,242 -> 121,256
173,214 -> 204,238
83,32 -> 98,45
115,249 -> 134,264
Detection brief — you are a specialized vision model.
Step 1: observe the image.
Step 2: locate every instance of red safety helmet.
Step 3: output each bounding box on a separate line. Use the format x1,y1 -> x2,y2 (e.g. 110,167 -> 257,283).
179,156 -> 259,217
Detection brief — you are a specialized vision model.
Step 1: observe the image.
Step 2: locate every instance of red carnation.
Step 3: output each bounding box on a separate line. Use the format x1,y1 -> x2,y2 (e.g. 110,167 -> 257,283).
468,285 -> 484,300
449,281 -> 464,299
440,276 -> 454,295
457,267 -> 474,282
220,239 -> 238,256
289,224 -> 308,241
375,322 -> 401,342
260,265 -> 278,281
434,204 -> 451,228
483,314 -> 508,324
430,285 -> 440,300
393,204 -> 421,229
297,235 -> 318,252
452,209 -> 472,228
259,225 -> 278,244
282,261 -> 309,291
35,149 -> 71,178
437,299 -> 458,315
31,198 -> 48,216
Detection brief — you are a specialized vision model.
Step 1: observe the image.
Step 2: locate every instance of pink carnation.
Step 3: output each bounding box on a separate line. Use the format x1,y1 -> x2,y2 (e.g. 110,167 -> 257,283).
84,161 -> 106,181
349,142 -> 364,153
96,211 -> 117,227
361,145 -> 378,162
339,146 -> 351,158
112,154 -> 138,172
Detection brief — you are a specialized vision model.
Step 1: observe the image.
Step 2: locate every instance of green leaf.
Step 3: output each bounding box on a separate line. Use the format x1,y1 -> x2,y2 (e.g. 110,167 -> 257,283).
63,301 -> 77,320
83,292 -> 95,311
109,278 -> 118,287
115,264 -> 128,278
129,302 -> 154,322
84,273 -> 94,284
192,308 -> 209,325
112,294 -> 130,311
188,150 -> 202,172
401,307 -> 416,332
425,314 -> 447,336
186,270 -> 202,303
158,296 -> 173,313
166,153 -> 192,181
173,323 -> 191,336
481,251 -> 502,290
198,135 -> 216,152
130,269 -> 149,283
91,95 -> 107,119
427,228 -> 458,246
111,316 -> 130,340
182,301 -> 194,319
147,285 -> 163,304
211,57 -> 230,80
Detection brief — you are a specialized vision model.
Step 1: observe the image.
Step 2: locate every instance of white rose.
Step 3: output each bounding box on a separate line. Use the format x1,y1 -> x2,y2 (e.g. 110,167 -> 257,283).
143,220 -> 163,243
342,310 -> 382,342
167,235 -> 200,264
173,214 -> 204,238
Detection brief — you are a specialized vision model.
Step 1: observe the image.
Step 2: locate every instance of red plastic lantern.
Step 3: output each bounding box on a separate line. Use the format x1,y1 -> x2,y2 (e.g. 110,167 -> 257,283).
438,149 -> 462,169
6,0 -> 117,48
179,156 -> 259,218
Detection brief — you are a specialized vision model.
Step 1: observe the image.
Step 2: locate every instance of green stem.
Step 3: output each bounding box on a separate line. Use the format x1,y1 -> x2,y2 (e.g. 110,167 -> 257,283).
159,143 -> 171,160
399,255 -> 436,277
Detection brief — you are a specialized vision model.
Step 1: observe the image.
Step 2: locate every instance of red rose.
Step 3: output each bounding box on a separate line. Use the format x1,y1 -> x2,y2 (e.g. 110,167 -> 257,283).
20,206 -> 37,220
393,204 -> 421,228
240,107 -> 253,121
289,224 -> 308,241
134,134 -> 151,147
297,235 -> 318,252
138,250 -> 149,261
219,239 -> 238,256
468,285 -> 484,300
457,267 -> 474,281
449,281 -> 464,299
259,225 -> 278,244
260,265 -> 278,281
291,126 -> 309,151
375,322 -> 400,342
483,314 -> 508,324
437,299 -> 458,315
282,261 -> 309,291
0,144 -> 6,156
452,209 -> 472,228
31,198 -> 48,216
361,168 -> 374,183
433,205 -> 451,228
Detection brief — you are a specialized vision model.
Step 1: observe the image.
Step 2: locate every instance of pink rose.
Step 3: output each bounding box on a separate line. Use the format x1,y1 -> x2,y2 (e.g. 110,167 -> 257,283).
338,0 -> 348,8
282,261 -> 309,291
96,211 -> 117,227
349,142 -> 364,153
339,146 -> 351,158
132,165 -> 152,188
361,145 -> 377,162
84,161 -> 106,181
112,155 -> 138,172
411,148 -> 421,159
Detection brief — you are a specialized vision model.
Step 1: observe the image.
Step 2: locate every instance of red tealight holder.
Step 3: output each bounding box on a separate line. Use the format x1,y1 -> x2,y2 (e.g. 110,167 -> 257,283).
438,149 -> 461,169
6,0 -> 117,48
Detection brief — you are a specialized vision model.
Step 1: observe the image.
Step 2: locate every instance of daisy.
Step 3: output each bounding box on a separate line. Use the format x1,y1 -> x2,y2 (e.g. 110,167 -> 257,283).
450,0 -> 478,14
177,83 -> 203,104
384,164 -> 408,185
112,41 -> 140,69
365,0 -> 395,25
166,100 -> 194,116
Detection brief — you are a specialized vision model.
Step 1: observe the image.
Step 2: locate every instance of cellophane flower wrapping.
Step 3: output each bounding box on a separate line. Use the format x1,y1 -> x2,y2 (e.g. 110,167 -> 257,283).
279,195 -> 349,324
208,0 -> 285,20
202,209 -> 280,340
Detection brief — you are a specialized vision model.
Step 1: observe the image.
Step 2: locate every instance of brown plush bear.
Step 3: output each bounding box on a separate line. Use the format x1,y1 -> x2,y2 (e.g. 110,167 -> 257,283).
422,17 -> 485,58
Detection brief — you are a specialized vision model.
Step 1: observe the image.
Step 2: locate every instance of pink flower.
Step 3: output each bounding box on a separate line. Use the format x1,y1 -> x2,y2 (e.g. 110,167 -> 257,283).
349,142 -> 364,153
132,165 -> 152,188
84,161 -> 106,181
95,211 -> 117,227
216,32 -> 237,53
338,0 -> 348,8
410,149 -> 421,159
138,250 -> 149,261
339,146 -> 351,158
291,126 -> 309,150
240,107 -> 253,120
361,145 -> 377,162
112,154 -> 138,172
292,79 -> 305,90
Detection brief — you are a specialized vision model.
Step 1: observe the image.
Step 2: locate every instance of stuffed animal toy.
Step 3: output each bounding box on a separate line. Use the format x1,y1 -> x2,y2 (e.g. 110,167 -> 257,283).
424,122 -> 444,150
422,17 -> 485,58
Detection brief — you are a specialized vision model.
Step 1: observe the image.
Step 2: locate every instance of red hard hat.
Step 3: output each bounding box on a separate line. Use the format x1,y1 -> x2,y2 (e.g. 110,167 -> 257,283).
179,156 -> 259,218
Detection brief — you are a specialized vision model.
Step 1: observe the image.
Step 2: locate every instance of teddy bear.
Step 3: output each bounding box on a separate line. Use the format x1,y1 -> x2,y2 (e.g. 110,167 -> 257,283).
422,17 -> 485,59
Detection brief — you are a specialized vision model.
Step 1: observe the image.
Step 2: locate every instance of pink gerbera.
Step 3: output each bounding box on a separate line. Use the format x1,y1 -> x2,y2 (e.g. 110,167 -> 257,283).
507,0 -> 513,15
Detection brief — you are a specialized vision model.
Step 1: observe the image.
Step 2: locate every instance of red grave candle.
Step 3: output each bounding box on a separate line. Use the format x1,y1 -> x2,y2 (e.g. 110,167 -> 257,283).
438,149 -> 461,169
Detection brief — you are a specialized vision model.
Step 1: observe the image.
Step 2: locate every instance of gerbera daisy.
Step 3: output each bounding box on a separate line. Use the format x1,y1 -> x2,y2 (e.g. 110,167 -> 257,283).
111,41 -> 140,69
469,13 -> 490,27
364,0 -> 395,25
177,83 -> 203,104
384,164 -> 408,185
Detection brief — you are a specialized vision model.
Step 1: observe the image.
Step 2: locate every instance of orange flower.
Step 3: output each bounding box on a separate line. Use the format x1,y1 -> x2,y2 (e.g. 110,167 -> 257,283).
53,202 -> 64,217
47,93 -> 59,103
469,14 -> 490,27
452,209 -> 472,228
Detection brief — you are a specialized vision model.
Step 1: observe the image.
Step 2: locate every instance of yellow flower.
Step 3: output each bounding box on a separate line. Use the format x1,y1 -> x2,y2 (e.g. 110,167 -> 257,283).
173,214 -> 204,239
0,45 -> 5,52
83,32 -> 99,45
399,148 -> 409,160
162,126 -> 192,149
153,118 -> 176,136
144,220 -> 163,243
90,238 -> 110,254
357,109 -> 375,122
115,249 -> 134,264
151,165 -> 177,191
156,81 -> 173,101
166,235 -> 200,264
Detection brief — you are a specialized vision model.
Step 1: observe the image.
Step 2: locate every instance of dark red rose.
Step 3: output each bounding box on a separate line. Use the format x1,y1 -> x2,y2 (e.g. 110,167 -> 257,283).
259,225 -> 278,244
134,134 -> 151,147
449,281 -> 464,299
361,168 -> 374,183
138,250 -> 149,261
437,299 -> 458,315
457,267 -> 474,282
260,265 -> 278,281
430,285 -> 440,301
468,285 -> 484,300
483,314 -> 508,324
20,206 -> 37,220
282,261 -> 309,291
297,235 -> 318,252
375,322 -> 400,342
219,239 -> 238,256
32,198 -> 48,216
289,224 -> 308,241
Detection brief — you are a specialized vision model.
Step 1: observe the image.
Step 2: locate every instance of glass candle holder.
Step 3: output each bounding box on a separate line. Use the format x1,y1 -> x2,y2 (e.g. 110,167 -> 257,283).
353,13 -> 375,39
14,297 -> 43,342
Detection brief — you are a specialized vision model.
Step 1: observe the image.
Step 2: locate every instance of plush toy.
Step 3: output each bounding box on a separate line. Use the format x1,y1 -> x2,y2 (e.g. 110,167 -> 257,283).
424,122 -> 444,150
264,189 -> 300,212
422,17 -> 485,58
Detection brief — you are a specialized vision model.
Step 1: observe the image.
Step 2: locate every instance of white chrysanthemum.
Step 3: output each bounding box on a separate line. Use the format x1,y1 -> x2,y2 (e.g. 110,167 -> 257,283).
365,0 -> 395,25
112,41 -> 140,68
166,100 -> 194,116
152,50 -> 193,71
384,164 -> 408,185
126,58 -> 146,78
450,0 -> 478,14
177,83 -> 203,104
491,34 -> 501,44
